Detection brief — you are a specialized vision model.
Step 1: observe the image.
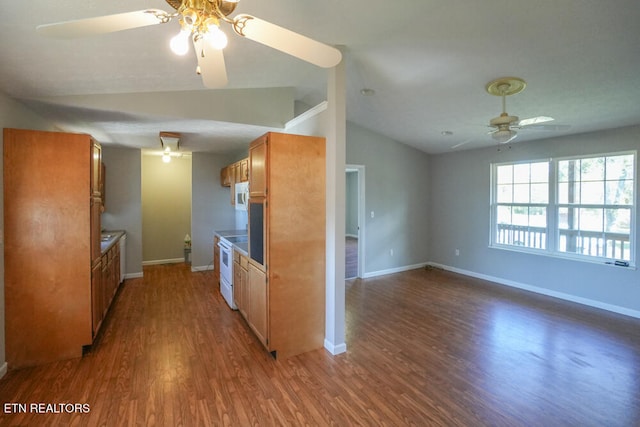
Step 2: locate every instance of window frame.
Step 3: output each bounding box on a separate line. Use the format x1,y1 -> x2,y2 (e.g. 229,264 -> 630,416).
489,151 -> 636,267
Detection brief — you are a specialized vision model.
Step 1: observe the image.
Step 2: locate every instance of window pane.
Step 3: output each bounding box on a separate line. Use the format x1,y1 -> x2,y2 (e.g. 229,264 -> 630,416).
558,207 -> 579,230
606,180 -> 633,205
513,164 -> 530,183
497,165 -> 513,184
581,181 -> 604,204
530,207 -> 547,227
496,205 -> 512,224
580,157 -> 605,181
579,208 -> 603,232
605,208 -> 630,234
530,162 -> 549,183
497,184 -> 513,203
531,183 -> 548,203
606,155 -> 633,181
513,184 -> 530,203
512,206 -> 529,226
558,160 -> 579,183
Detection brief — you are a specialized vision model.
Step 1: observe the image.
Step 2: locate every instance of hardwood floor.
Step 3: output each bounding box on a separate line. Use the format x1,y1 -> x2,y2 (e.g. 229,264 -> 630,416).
345,236 -> 358,279
1,263 -> 639,426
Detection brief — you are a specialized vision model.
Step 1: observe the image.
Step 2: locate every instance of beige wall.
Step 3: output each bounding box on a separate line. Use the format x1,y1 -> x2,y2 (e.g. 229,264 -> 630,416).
141,153 -> 192,263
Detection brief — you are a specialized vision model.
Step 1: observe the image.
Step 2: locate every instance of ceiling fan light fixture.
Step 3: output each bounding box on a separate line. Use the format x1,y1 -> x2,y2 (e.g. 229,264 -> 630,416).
170,28 -> 191,55
204,23 -> 228,50
492,128 -> 517,144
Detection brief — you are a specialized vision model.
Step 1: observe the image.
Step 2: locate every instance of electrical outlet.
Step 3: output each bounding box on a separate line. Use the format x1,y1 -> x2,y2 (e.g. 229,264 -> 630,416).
370,211 -> 375,218
390,249 -> 394,256
455,249 -> 460,256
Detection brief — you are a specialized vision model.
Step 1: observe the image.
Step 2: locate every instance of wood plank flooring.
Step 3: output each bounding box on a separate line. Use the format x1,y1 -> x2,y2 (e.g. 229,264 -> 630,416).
1,263 -> 639,426
345,236 -> 358,279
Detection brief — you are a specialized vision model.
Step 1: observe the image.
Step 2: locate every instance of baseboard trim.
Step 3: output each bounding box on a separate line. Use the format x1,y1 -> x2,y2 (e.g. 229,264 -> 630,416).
428,262 -> 640,320
0,362 -> 7,379
324,339 -> 347,355
142,258 -> 184,266
192,265 -> 214,272
124,272 -> 143,280
363,262 -> 428,279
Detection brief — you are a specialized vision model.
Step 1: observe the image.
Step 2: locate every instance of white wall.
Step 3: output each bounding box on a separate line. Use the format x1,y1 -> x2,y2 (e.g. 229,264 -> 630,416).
428,125 -> 640,317
101,146 -> 143,277
191,152 -> 239,270
346,122 -> 431,275
0,92 -> 57,376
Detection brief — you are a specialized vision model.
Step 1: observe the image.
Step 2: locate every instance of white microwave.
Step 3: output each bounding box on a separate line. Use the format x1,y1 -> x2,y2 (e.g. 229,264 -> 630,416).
235,181 -> 249,211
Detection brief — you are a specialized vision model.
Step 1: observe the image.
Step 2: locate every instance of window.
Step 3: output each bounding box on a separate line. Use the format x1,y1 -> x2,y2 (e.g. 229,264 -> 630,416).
494,161 -> 549,250
491,152 -> 636,264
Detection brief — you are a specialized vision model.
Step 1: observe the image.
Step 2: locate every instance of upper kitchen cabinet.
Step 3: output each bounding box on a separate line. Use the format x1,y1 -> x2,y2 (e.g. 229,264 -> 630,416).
3,128 -> 101,368
249,135 -> 268,198
91,141 -> 101,198
246,132 -> 326,359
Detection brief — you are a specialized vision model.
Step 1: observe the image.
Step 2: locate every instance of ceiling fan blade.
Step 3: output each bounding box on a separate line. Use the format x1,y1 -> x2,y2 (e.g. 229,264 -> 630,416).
36,9 -> 171,39
522,124 -> 571,131
231,14 -> 342,68
517,116 -> 554,127
451,139 -> 474,149
193,37 -> 228,88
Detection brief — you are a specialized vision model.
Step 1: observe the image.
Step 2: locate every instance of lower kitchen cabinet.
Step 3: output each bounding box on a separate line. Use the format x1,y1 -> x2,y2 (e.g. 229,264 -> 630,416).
92,237 -> 123,338
248,262 -> 268,347
233,250 -> 268,348
233,250 -> 248,318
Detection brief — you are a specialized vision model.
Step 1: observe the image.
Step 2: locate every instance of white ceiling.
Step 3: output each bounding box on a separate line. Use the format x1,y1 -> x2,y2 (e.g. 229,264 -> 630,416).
1,0 -> 639,154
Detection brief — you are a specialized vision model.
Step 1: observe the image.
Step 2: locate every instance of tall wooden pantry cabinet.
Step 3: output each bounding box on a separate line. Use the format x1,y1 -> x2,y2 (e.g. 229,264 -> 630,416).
245,132 -> 326,359
3,128 -> 102,368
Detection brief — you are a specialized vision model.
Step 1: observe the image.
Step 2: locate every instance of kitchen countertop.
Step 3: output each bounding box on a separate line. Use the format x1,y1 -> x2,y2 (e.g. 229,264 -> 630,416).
215,229 -> 248,256
215,229 -> 248,238
101,230 -> 125,254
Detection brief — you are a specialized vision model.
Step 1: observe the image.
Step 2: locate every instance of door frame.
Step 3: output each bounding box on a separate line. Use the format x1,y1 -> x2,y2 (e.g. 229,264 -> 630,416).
346,164 -> 365,278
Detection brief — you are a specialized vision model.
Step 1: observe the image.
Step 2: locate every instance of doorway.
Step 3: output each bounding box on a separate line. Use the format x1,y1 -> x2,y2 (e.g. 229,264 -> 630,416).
346,165 -> 365,279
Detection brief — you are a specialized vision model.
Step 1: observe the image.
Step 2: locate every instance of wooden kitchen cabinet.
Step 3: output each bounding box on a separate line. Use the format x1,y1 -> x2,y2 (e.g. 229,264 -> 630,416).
249,135 -> 267,198
246,132 -> 326,358
3,128 -> 102,368
239,158 -> 249,182
220,165 -> 231,187
234,250 -> 250,319
248,261 -> 268,346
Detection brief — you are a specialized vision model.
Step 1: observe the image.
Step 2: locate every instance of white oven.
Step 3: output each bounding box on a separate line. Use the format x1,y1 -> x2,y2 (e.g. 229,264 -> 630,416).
217,237 -> 237,309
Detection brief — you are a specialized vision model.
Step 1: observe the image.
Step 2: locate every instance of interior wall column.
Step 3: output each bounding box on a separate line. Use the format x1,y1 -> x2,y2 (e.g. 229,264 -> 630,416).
324,47 -> 347,354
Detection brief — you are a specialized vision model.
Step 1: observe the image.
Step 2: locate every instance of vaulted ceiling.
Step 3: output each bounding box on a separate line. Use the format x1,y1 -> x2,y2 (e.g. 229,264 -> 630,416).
1,1 -> 639,154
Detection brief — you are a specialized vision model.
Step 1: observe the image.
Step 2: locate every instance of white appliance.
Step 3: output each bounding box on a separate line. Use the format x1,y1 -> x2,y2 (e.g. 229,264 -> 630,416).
235,181 -> 249,211
218,237 -> 237,309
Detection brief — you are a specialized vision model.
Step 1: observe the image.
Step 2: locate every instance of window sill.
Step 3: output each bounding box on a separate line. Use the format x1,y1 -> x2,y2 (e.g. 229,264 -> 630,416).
488,244 -> 637,270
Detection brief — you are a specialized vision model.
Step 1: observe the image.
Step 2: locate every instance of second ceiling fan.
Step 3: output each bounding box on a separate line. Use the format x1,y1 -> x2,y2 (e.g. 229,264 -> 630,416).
485,76 -> 565,144
37,0 -> 342,88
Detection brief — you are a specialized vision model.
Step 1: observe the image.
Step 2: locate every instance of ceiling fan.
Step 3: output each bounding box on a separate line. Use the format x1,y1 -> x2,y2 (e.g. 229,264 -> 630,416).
36,0 -> 342,88
485,77 -> 567,144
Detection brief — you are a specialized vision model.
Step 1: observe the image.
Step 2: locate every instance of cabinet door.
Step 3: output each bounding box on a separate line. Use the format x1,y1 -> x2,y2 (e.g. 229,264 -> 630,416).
249,136 -> 267,197
240,158 -> 249,182
220,166 -> 231,187
248,262 -> 268,346
233,259 -> 242,310
91,141 -> 102,198
91,262 -> 102,337
90,197 -> 102,265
